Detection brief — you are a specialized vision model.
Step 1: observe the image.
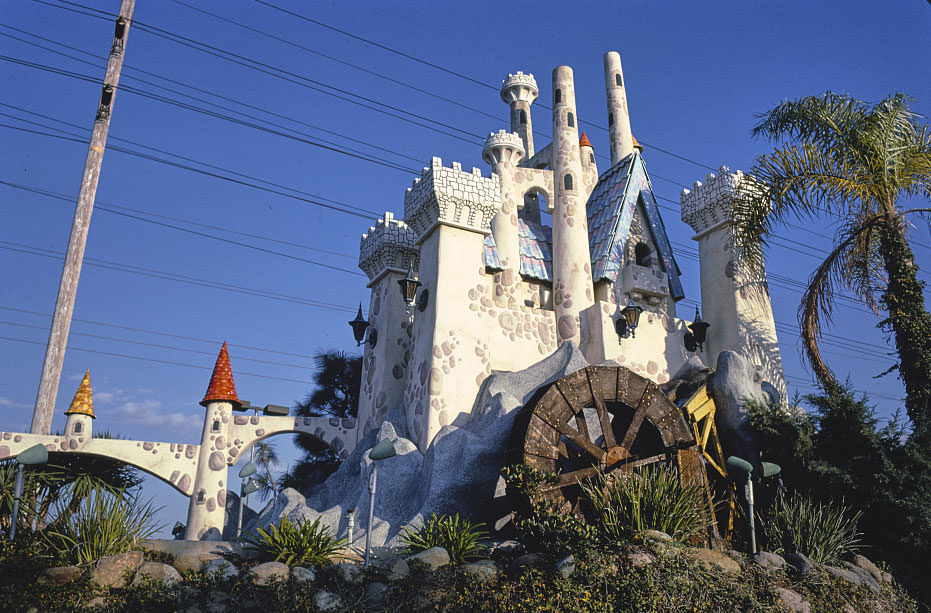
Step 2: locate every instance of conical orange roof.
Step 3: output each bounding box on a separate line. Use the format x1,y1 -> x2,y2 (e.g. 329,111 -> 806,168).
579,132 -> 592,148
65,370 -> 95,418
201,342 -> 241,407
631,134 -> 643,152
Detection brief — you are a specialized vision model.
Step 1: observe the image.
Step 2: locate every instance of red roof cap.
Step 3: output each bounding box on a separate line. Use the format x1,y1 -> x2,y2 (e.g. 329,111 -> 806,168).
579,132 -> 592,148
201,342 -> 241,407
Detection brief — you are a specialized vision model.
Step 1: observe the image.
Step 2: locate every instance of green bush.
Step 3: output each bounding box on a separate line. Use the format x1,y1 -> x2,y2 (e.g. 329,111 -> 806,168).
400,513 -> 488,563
581,465 -> 710,544
761,492 -> 861,564
43,487 -> 161,565
245,516 -> 344,566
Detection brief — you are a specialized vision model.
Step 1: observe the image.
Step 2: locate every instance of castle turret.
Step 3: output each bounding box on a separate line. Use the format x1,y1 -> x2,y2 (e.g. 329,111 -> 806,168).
185,342 -> 239,540
483,130 -> 525,299
579,132 -> 599,197
603,51 -> 635,165
501,72 -> 538,159
551,65 -> 594,345
64,370 -> 95,438
681,168 -> 786,399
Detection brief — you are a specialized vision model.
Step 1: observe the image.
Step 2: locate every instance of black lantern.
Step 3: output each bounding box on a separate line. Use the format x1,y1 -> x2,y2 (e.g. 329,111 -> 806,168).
684,306 -> 710,352
348,303 -> 376,347
615,301 -> 644,340
397,260 -> 422,316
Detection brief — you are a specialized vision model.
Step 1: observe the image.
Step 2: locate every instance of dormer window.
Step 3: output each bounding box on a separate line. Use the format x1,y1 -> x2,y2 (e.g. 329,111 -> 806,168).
635,243 -> 654,267
73,422 -> 82,434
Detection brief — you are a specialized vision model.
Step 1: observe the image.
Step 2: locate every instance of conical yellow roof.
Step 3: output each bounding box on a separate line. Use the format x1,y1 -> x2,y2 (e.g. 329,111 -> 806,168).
64,370 -> 95,418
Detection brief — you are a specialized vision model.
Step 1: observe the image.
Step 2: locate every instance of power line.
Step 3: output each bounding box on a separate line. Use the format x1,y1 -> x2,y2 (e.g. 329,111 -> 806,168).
0,334 -> 315,385
0,241 -> 359,313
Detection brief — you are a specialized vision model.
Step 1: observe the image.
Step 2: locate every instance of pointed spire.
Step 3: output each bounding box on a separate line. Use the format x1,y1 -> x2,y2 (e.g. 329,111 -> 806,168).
579,132 -> 592,149
631,134 -> 643,153
201,342 -> 241,408
65,370 -> 95,418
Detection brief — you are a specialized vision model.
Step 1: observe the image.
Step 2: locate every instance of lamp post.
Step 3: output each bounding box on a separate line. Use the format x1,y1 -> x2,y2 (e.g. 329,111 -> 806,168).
726,457 -> 782,554
9,444 -> 48,540
237,461 -> 258,539
364,439 -> 396,566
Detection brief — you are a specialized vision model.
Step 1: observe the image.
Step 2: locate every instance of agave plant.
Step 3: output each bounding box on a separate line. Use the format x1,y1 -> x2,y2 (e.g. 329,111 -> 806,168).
43,486 -> 161,566
400,513 -> 489,563
245,516 -> 345,566
761,492 -> 861,564
581,465 -> 710,544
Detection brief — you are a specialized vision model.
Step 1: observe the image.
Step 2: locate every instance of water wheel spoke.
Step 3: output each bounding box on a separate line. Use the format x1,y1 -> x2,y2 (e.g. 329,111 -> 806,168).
553,419 -> 606,460
538,466 -> 602,492
592,390 -> 617,448
620,384 -> 654,450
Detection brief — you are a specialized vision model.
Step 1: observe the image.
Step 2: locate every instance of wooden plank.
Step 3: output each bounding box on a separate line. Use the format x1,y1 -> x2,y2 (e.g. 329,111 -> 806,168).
620,381 -> 654,450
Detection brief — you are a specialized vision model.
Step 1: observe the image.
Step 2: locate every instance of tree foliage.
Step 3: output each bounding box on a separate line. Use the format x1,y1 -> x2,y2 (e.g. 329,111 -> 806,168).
733,92 -> 931,429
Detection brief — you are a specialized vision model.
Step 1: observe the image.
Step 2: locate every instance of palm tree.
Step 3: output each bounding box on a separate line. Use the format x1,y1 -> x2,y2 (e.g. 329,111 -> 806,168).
732,93 -> 931,430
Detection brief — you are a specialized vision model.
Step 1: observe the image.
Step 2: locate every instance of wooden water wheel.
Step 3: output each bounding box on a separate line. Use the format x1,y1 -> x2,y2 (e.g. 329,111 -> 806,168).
507,365 -> 705,514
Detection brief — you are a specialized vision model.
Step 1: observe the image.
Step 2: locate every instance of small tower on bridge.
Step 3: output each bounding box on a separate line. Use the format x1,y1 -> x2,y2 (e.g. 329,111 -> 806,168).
64,370 -> 95,438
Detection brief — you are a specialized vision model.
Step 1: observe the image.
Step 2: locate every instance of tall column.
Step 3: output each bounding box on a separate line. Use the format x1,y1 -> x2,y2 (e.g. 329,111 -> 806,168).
551,65 -> 594,345
603,51 -> 635,166
500,72 -> 538,159
483,130 -> 525,296
185,343 -> 238,540
32,0 -> 135,434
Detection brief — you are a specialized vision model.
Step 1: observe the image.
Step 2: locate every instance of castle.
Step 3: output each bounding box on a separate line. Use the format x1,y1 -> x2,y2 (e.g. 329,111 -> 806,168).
355,51 -> 786,451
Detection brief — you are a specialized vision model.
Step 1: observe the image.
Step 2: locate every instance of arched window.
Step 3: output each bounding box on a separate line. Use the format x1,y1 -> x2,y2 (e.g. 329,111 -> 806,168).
635,243 -> 653,266
197,490 -> 206,504
212,420 -> 220,432
590,152 -> 596,164
616,73 -> 623,87
567,112 -> 575,128
519,110 -> 527,124
564,174 -> 573,190
554,89 -> 561,104
608,112 -> 614,126
73,421 -> 82,434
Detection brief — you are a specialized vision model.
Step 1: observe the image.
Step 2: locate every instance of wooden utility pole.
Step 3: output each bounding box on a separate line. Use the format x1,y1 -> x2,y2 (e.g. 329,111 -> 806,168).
31,0 -> 135,435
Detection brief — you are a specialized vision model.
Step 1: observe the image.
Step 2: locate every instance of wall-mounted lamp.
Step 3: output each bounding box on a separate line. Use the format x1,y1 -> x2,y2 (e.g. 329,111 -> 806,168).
684,307 -> 711,352
614,301 -> 644,341
397,260 -> 425,318
348,304 -> 378,348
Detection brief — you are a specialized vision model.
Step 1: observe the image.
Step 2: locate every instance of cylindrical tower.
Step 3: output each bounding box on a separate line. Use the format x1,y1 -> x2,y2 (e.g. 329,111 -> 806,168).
185,342 -> 238,541
551,65 -> 594,345
603,51 -> 635,165
500,72 -> 538,159
483,130 -> 525,292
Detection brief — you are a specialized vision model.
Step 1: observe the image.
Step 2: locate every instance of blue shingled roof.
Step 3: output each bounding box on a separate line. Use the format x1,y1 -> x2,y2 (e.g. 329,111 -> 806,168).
586,151 -> 684,300
483,217 -> 553,282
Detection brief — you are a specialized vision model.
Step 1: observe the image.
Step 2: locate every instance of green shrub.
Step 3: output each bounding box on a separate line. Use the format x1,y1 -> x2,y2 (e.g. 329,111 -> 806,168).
44,487 -> 161,565
400,514 -> 489,563
761,492 -> 861,564
581,465 -> 710,544
245,516 -> 344,566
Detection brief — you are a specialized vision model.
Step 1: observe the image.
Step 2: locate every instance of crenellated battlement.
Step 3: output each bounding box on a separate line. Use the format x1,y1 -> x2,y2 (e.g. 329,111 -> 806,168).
500,71 -> 538,104
359,211 -> 419,282
680,166 -> 764,236
482,130 -> 525,166
403,156 -> 501,241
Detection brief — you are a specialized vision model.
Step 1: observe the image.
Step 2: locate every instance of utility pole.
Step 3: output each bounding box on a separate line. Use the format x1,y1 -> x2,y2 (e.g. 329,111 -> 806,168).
31,0 -> 135,435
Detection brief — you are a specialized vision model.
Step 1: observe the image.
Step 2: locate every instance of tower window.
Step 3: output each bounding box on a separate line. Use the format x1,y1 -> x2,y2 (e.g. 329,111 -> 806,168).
212,420 -> 220,432
554,89 -> 561,104
590,153 -> 595,164
73,422 -> 82,434
197,490 -> 206,504
635,243 -> 654,266
564,174 -> 573,190
616,73 -> 623,87
608,112 -> 614,126
519,110 -> 527,124
567,112 -> 575,128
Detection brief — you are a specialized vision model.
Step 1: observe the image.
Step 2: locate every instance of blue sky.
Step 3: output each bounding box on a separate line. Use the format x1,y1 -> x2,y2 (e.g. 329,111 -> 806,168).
1,1 -> 929,534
